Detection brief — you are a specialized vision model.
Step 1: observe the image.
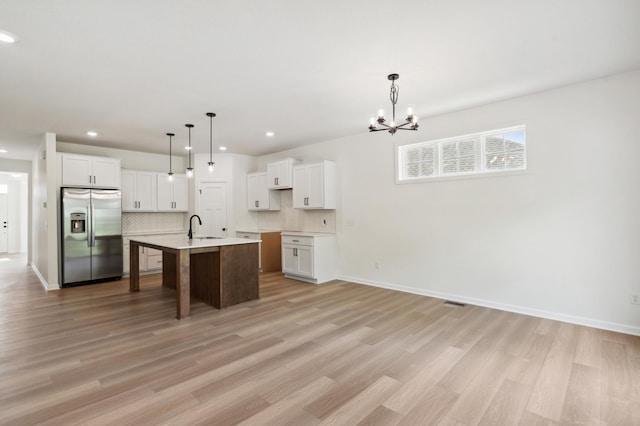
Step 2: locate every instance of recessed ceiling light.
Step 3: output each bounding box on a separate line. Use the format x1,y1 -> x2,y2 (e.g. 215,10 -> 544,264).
87,131 -> 98,137
0,149 -> 7,153
219,146 -> 227,151
265,131 -> 275,137
0,31 -> 17,44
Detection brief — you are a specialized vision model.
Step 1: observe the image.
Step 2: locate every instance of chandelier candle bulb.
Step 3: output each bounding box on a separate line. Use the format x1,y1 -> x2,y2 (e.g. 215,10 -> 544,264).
377,109 -> 385,118
406,106 -> 413,116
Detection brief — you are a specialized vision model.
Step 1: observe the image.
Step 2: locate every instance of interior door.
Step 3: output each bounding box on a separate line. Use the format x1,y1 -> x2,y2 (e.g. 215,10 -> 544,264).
0,194 -> 7,253
198,182 -> 227,237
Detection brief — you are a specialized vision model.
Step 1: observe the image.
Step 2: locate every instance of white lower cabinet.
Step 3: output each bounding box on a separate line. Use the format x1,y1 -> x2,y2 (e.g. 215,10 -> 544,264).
281,232 -> 335,284
123,235 -> 172,275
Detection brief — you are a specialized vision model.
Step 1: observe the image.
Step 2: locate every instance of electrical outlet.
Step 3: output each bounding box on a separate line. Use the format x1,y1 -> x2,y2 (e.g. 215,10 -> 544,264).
631,294 -> 640,305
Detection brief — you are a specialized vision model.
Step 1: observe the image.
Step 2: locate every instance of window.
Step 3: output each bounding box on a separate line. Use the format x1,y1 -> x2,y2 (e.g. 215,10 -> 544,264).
397,125 -> 526,182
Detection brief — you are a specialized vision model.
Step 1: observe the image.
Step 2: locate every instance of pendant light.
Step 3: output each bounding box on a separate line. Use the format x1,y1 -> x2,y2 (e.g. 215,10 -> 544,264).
166,132 -> 175,181
185,124 -> 194,178
206,112 -> 216,173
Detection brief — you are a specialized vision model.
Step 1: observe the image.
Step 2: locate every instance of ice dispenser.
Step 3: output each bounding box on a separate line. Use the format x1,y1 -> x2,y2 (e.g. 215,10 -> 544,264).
70,213 -> 86,233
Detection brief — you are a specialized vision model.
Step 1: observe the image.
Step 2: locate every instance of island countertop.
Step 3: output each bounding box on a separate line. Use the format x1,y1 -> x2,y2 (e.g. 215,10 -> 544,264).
129,235 -> 261,250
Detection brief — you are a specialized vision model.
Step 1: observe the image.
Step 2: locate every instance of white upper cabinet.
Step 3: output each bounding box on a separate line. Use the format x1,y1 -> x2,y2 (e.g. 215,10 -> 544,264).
247,172 -> 280,211
267,158 -> 296,189
292,160 -> 336,209
121,170 -> 157,212
157,174 -> 188,211
61,153 -> 121,188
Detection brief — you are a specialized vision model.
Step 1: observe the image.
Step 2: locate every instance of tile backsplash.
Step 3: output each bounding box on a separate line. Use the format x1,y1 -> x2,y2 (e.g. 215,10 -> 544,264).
122,212 -> 187,234
258,190 -> 336,233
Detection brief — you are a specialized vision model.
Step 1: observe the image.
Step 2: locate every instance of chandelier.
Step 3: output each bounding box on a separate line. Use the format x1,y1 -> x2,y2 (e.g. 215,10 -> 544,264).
368,73 -> 418,135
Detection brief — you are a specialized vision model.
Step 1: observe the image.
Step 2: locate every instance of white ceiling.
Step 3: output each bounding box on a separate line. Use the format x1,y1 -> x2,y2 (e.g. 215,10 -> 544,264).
1,0 -> 639,161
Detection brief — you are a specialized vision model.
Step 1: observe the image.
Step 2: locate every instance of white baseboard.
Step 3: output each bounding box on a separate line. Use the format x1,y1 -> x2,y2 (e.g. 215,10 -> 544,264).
336,275 -> 640,337
30,262 -> 59,291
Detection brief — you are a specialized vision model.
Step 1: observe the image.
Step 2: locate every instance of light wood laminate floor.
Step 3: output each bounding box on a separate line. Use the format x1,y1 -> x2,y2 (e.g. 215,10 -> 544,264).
0,255 -> 639,425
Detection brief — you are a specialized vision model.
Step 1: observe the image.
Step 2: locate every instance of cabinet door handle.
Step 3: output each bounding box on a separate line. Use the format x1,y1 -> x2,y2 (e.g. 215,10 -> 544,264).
293,248 -> 297,256
292,239 -> 299,242
255,200 -> 258,208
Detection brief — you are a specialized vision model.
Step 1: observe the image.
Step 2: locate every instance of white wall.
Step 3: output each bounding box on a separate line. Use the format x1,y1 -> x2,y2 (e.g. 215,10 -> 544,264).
258,69 -> 640,335
57,141 -> 185,172
31,133 -> 58,289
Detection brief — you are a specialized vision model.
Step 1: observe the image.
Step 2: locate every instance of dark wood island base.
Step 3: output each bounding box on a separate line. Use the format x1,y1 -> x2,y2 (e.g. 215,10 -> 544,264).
162,243 -> 259,309
129,235 -> 260,319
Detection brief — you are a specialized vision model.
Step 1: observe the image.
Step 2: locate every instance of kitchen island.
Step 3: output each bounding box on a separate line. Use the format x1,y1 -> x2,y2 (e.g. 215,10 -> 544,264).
128,235 -> 260,319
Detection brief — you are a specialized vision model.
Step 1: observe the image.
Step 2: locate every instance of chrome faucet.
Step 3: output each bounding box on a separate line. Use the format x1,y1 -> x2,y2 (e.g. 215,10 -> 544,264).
188,214 -> 202,239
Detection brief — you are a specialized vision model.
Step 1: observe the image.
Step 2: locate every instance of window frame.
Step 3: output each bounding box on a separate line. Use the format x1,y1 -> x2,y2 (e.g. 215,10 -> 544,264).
396,125 -> 527,184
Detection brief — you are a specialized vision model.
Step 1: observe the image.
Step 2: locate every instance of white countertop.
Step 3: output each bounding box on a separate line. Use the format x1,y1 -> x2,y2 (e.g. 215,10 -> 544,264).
129,234 -> 261,250
124,230 -> 187,237
236,229 -> 282,234
280,231 -> 336,237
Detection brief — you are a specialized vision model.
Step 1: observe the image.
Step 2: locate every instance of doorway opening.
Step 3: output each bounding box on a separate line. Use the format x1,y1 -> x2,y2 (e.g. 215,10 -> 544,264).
0,172 -> 29,254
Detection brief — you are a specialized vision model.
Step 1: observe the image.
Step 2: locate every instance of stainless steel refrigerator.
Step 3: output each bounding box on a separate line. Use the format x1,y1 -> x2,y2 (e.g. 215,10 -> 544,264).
61,188 -> 123,286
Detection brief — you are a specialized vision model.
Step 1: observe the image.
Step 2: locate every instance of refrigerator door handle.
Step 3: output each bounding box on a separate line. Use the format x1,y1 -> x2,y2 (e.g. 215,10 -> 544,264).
89,203 -> 96,247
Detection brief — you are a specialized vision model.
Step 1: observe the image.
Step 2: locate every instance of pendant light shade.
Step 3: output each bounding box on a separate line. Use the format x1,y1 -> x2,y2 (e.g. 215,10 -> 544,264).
185,124 -> 194,178
206,112 -> 216,173
166,132 -> 175,181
